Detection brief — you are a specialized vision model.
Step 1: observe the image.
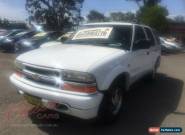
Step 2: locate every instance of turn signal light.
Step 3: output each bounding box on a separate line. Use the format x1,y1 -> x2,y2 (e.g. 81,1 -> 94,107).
63,83 -> 97,94
15,71 -> 23,78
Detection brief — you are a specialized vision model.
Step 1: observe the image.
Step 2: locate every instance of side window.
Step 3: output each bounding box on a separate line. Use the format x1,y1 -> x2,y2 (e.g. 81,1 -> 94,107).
145,28 -> 155,46
111,26 -> 132,50
133,26 -> 147,50
153,29 -> 161,45
134,26 -> 146,42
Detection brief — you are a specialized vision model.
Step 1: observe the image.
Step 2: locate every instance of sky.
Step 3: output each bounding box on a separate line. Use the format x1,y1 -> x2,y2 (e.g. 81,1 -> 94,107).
0,0 -> 184,21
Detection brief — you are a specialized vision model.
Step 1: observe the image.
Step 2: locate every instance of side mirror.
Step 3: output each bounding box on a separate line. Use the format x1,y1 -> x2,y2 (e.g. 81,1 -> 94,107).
60,37 -> 68,42
133,39 -> 151,50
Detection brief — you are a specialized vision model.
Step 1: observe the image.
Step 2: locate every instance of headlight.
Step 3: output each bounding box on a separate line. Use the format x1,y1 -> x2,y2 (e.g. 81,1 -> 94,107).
15,61 -> 24,71
14,61 -> 25,78
61,70 -> 97,94
62,70 -> 96,84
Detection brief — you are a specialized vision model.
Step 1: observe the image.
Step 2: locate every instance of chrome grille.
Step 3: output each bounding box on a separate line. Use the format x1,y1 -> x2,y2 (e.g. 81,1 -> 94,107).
22,64 -> 61,88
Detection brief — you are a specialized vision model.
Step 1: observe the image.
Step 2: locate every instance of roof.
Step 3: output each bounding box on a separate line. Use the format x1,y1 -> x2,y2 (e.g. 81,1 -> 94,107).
83,22 -> 150,28
83,22 -> 133,26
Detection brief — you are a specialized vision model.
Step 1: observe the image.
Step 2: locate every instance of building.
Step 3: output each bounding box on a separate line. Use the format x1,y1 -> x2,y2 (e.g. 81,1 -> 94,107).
168,22 -> 185,45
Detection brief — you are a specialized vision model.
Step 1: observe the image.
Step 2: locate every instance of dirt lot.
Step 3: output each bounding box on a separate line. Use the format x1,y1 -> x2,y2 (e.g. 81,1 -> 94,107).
0,52 -> 185,135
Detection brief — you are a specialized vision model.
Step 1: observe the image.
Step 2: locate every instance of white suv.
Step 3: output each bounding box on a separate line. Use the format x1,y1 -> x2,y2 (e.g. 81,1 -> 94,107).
10,22 -> 161,122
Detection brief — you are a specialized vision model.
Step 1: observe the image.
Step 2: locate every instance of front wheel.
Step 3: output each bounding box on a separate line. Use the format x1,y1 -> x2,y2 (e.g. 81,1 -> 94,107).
97,83 -> 125,124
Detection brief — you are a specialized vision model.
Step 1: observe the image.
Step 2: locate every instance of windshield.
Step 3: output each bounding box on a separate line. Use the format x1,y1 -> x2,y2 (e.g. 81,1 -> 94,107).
64,25 -> 133,50
15,31 -> 28,36
30,32 -> 48,40
33,32 -> 47,38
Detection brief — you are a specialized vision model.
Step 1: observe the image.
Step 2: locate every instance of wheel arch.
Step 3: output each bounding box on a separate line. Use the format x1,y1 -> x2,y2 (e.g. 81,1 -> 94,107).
155,56 -> 161,69
112,72 -> 130,91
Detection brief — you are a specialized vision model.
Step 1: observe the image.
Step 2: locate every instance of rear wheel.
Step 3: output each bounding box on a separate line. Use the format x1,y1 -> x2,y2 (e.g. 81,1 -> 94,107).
148,58 -> 160,80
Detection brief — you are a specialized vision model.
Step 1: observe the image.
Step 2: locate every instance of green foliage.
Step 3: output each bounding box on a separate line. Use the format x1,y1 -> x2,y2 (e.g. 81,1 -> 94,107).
87,10 -> 108,22
26,0 -> 84,31
87,10 -> 136,23
126,0 -> 169,33
0,18 -> 27,29
137,5 -> 169,33
109,12 -> 136,22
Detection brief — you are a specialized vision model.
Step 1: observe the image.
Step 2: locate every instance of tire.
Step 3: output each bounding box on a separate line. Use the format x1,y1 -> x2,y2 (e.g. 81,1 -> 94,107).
97,81 -> 125,124
147,58 -> 160,81
148,67 -> 157,80
11,45 -> 16,53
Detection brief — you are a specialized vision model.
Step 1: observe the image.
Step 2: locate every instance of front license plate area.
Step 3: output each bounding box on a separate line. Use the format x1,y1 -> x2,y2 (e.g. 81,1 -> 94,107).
24,94 -> 42,106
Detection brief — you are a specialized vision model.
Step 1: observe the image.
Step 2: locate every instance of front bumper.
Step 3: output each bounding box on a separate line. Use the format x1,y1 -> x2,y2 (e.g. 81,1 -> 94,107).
1,42 -> 13,50
10,74 -> 103,119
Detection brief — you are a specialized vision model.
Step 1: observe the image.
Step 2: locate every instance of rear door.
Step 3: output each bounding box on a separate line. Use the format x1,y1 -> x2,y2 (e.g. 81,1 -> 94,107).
144,27 -> 159,69
130,25 -> 150,81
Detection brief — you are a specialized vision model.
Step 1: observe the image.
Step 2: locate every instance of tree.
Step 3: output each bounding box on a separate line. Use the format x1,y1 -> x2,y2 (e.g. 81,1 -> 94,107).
126,0 -> 168,33
87,10 -> 107,22
0,18 -> 27,29
109,12 -> 136,22
26,0 -> 84,31
127,0 -> 161,7
137,5 -> 169,32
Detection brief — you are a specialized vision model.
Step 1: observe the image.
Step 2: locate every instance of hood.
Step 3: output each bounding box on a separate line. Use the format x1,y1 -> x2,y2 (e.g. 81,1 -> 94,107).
19,38 -> 46,47
0,36 -> 5,39
40,41 -> 62,48
0,36 -> 6,42
2,37 -> 14,43
17,44 -> 124,72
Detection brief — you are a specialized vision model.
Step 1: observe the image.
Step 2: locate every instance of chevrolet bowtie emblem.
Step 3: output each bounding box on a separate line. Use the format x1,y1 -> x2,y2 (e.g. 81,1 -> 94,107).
31,74 -> 40,81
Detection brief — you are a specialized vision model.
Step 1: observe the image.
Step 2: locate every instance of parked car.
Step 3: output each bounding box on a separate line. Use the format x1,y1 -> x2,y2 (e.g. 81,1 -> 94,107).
40,31 -> 74,48
1,31 -> 36,52
15,31 -> 62,53
0,29 -> 7,36
10,22 -> 161,123
160,37 -> 184,53
0,29 -> 24,46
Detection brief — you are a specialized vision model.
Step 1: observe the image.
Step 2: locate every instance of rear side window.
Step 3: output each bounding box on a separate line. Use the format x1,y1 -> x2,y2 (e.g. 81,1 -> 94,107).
153,29 -> 161,45
134,26 -> 146,43
145,27 -> 155,46
133,26 -> 147,50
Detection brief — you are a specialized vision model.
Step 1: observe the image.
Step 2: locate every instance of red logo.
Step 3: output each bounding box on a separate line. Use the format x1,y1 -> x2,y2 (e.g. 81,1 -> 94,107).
148,127 -> 160,134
